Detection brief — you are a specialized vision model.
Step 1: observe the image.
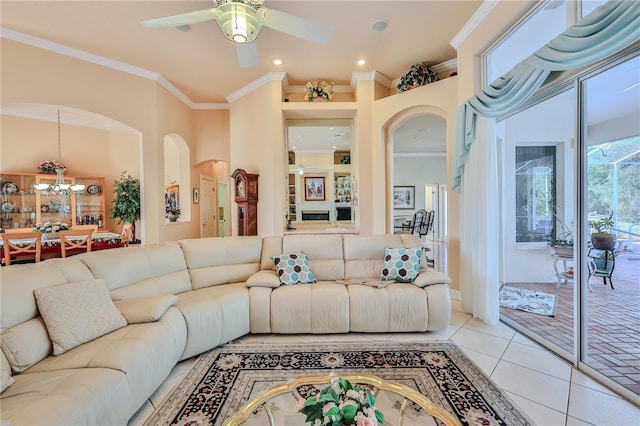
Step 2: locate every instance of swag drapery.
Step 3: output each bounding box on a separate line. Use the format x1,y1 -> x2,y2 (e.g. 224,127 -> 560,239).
453,1 -> 640,324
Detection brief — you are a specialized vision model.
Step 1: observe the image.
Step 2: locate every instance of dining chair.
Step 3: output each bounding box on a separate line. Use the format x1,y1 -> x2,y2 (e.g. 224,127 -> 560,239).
394,209 -> 427,236
2,232 -> 42,266
74,224 -> 99,232
121,223 -> 132,247
59,229 -> 94,258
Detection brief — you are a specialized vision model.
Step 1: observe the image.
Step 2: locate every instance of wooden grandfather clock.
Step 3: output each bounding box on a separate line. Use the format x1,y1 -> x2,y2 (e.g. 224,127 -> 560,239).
231,168 -> 259,236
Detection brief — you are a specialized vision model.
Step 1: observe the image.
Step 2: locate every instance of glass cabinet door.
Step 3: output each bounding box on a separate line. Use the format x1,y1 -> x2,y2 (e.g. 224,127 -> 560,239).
75,177 -> 106,229
35,174 -> 76,226
1,173 -> 37,230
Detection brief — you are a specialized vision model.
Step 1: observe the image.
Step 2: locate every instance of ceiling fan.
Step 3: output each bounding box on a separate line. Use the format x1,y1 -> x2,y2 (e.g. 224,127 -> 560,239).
141,0 -> 333,68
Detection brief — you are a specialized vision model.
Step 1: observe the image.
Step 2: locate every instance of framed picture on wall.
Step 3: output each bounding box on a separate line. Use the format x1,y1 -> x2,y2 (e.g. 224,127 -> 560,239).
304,177 -> 325,201
393,186 -> 415,209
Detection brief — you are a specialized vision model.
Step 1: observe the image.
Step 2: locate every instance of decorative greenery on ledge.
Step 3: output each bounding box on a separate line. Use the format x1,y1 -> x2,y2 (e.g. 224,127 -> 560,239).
397,62 -> 439,92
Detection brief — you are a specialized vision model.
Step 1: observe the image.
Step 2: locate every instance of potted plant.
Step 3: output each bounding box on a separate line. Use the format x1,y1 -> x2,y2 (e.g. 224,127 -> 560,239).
110,171 -> 141,243
166,208 -> 180,222
589,213 -> 616,250
548,216 -> 574,256
397,62 -> 438,92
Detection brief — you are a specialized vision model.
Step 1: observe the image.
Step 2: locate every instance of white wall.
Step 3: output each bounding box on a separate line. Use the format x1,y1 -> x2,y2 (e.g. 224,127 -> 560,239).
393,156 -> 446,216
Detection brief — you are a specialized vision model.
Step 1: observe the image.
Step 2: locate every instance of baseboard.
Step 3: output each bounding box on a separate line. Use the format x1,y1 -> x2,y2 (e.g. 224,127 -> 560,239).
450,289 -> 461,300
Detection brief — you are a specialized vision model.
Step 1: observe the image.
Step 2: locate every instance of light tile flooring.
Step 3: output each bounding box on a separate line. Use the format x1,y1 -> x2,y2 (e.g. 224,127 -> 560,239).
129,299 -> 640,426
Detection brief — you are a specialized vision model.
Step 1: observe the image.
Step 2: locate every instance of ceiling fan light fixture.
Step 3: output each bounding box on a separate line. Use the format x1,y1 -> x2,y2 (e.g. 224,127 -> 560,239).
216,2 -> 262,44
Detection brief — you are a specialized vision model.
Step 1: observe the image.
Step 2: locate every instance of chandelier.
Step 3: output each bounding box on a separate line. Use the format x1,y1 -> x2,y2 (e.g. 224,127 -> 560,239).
33,110 -> 85,196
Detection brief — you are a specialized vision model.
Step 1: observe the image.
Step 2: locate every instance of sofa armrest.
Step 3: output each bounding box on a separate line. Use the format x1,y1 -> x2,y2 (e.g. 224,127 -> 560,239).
246,270 -> 281,288
114,294 -> 178,324
412,269 -> 452,287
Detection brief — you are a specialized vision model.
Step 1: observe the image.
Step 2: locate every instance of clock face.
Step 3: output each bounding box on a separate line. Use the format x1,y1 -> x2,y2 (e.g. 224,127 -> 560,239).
235,178 -> 245,198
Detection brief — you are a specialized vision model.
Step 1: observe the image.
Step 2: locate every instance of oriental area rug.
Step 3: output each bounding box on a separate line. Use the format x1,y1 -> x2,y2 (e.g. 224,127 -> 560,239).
144,341 -> 531,426
499,285 -> 558,317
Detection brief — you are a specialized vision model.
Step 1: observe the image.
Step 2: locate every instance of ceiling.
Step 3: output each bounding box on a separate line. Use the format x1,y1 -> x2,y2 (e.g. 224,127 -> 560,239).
2,1 -> 477,155
0,1 -> 483,104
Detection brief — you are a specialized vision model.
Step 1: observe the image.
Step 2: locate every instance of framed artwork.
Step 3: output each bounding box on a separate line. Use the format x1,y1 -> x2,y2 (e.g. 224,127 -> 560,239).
304,177 -> 325,201
393,186 -> 415,209
193,188 -> 199,204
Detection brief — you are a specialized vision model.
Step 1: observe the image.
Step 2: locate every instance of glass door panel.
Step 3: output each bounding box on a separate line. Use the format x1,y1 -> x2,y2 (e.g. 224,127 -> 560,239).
35,174 -> 76,226
582,55 -> 640,396
498,87 -> 577,357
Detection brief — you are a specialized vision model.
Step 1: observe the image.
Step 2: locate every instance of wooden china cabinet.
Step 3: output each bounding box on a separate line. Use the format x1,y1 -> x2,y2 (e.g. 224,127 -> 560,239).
0,172 -> 107,231
231,168 -> 259,236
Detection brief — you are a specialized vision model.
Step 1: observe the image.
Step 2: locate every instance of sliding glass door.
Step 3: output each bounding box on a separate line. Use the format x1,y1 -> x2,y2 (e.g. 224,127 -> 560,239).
499,52 -> 640,403
580,55 -> 640,399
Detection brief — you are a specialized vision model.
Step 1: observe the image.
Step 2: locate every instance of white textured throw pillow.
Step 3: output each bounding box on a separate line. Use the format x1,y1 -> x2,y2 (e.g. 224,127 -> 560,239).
34,279 -> 127,355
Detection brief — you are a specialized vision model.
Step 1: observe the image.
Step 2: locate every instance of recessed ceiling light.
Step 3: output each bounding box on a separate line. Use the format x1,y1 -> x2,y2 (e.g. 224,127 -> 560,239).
272,58 -> 283,65
176,25 -> 191,32
371,21 -> 387,32
356,59 -> 366,66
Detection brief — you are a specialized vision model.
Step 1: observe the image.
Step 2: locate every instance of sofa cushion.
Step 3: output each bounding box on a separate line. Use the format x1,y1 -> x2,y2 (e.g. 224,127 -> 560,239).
413,269 -> 452,287
272,253 -> 317,285
1,317 -> 52,373
343,234 -> 404,279
179,237 -> 262,289
34,279 -> 127,355
114,294 -> 178,324
380,247 -> 422,283
1,351 -> 14,393
282,234 -> 345,280
246,270 -> 281,288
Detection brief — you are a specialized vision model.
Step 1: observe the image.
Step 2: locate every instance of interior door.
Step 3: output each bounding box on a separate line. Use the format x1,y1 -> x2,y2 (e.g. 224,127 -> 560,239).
200,176 -> 217,238
218,181 -> 230,237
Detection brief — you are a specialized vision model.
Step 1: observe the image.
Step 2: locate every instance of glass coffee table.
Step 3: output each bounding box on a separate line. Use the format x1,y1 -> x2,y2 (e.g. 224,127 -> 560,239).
223,374 -> 461,426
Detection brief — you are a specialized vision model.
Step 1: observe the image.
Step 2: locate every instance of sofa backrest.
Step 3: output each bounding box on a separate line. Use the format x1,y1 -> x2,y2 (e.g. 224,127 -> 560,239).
0,259 -> 95,373
76,242 -> 191,300
179,236 -> 263,289
281,234 -> 345,280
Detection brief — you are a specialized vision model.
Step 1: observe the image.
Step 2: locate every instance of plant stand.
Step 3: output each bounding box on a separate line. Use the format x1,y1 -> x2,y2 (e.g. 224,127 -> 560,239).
588,248 -> 615,289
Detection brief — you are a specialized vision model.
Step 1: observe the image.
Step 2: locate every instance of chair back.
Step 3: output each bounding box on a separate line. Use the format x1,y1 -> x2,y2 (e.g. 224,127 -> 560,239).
410,209 -> 428,236
74,224 -> 99,232
2,232 -> 42,266
59,229 -> 94,258
121,223 -> 132,247
419,210 -> 435,237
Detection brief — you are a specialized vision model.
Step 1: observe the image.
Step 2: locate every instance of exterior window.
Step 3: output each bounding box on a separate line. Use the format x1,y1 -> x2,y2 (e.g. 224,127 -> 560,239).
515,146 -> 556,242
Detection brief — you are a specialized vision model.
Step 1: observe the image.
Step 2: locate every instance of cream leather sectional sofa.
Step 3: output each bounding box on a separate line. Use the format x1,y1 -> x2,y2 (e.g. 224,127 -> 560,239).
0,233 -> 451,425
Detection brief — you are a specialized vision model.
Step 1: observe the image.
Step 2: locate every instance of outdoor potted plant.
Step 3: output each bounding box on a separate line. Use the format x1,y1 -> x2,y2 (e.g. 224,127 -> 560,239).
589,213 -> 616,250
110,171 -> 141,244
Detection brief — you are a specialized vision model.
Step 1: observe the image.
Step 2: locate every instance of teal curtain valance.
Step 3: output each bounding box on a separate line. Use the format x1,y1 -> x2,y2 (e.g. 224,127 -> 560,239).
452,0 -> 640,191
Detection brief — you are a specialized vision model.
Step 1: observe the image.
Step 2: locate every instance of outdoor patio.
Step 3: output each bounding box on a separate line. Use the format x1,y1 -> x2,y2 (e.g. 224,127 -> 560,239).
500,252 -> 640,395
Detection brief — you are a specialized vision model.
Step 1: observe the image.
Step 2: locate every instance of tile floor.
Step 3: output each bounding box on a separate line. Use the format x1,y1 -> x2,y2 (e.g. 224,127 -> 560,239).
500,252 -> 640,396
128,298 -> 640,426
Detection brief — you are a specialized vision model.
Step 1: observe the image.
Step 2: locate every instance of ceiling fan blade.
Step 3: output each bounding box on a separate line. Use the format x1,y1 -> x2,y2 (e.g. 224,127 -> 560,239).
261,8 -> 333,44
236,42 -> 259,68
141,8 -> 219,29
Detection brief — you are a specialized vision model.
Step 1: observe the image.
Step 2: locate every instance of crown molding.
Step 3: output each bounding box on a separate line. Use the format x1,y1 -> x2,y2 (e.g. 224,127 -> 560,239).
450,0 -> 498,49
1,27 -> 229,110
225,72 -> 286,103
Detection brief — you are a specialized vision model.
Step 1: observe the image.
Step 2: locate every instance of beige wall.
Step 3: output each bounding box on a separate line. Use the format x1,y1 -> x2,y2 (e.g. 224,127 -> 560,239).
1,1 -> 531,291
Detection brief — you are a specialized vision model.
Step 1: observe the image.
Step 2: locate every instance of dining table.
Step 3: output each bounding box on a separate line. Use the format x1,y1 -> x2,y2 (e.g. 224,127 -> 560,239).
1,231 -> 124,263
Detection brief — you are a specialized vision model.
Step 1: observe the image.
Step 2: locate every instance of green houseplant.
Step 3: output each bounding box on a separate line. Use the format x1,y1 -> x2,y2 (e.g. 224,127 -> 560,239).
110,171 -> 141,244
589,213 -> 616,250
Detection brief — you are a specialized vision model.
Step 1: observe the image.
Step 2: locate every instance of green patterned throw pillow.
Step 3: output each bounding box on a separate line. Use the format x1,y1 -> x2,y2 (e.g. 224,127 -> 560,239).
380,247 -> 422,283
271,253 -> 317,285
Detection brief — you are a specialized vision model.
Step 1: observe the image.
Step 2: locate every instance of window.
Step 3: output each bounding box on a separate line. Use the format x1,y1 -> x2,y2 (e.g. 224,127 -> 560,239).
515,146 -> 556,243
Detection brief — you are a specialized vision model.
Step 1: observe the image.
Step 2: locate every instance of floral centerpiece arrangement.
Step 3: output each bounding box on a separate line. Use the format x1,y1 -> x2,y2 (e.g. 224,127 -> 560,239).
33,221 -> 70,234
397,62 -> 438,92
38,161 -> 67,174
296,374 -> 385,426
164,181 -> 179,194
305,80 -> 334,102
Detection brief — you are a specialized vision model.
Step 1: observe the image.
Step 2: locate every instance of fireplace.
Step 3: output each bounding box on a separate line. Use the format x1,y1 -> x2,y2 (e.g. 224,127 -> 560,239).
301,210 -> 330,221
